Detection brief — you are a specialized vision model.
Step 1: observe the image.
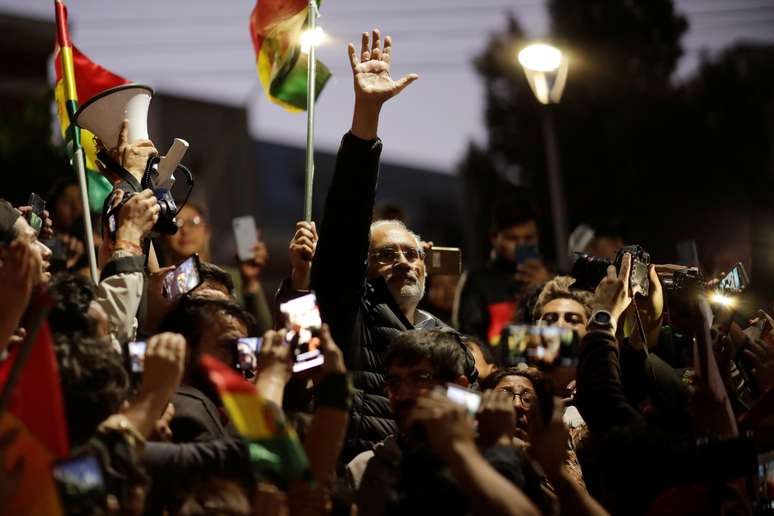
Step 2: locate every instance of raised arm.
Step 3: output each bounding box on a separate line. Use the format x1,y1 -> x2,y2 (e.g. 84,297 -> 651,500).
311,29 -> 417,363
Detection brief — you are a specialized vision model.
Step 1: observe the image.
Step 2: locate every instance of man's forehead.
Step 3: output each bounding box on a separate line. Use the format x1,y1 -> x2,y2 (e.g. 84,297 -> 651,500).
543,297 -> 586,314
370,226 -> 419,249
13,217 -> 35,241
497,374 -> 535,391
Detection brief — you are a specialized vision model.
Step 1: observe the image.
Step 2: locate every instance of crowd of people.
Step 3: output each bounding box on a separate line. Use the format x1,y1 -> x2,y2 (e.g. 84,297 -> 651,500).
1,28 -> 773,516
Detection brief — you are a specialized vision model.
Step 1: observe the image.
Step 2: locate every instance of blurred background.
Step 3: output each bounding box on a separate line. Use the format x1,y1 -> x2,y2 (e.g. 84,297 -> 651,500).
1,0 -> 773,299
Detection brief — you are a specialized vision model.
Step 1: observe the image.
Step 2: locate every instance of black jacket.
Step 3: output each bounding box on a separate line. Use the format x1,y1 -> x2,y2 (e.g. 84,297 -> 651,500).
170,385 -> 236,443
311,132 -> 452,462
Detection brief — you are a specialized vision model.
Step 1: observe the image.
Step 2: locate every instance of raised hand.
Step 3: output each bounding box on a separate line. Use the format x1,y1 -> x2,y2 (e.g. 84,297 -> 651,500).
289,221 -> 317,291
591,252 -> 633,325
348,29 -> 418,140
239,233 -> 269,292
110,120 -> 158,179
348,29 -> 418,105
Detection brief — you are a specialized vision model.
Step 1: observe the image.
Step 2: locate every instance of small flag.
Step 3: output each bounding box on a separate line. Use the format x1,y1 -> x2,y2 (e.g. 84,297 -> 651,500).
249,0 -> 331,111
200,355 -> 310,484
0,315 -> 68,516
54,0 -> 130,212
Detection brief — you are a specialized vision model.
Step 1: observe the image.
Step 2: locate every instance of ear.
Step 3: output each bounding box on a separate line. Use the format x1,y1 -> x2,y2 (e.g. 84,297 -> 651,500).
452,375 -> 469,388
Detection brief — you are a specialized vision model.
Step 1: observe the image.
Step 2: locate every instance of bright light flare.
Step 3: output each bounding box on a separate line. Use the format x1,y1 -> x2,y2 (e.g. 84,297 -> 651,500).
300,27 -> 325,54
518,43 -> 563,72
708,291 -> 736,308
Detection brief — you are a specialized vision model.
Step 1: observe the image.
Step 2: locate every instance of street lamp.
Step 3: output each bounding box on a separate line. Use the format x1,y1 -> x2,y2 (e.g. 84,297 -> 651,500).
518,42 -> 570,270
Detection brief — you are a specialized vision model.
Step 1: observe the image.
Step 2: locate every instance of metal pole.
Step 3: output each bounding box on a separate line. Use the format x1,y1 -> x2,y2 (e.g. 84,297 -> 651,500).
303,0 -> 318,222
540,108 -> 569,272
73,149 -> 100,284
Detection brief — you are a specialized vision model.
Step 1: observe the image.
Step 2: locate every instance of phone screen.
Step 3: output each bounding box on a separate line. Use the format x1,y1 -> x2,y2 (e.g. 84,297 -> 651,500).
235,337 -> 262,374
128,341 -> 147,373
446,384 -> 482,416
163,254 -> 202,299
279,293 -> 324,373
500,325 -> 578,367
52,455 -> 107,515
759,451 -> 774,510
27,192 -> 45,234
427,247 -> 462,276
719,263 -> 748,294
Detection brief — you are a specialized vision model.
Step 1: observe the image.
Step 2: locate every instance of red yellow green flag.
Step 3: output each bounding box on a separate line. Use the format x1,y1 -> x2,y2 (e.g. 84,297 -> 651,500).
200,355 -> 310,484
54,0 -> 130,212
249,0 -> 331,112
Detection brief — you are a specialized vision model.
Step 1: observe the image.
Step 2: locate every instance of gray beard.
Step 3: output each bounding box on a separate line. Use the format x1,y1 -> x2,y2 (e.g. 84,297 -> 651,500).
387,273 -> 426,307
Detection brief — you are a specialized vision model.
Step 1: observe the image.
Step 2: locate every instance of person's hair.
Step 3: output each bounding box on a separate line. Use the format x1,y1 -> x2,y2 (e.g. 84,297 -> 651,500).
0,199 -> 20,244
55,335 -> 130,446
49,272 -> 97,339
369,219 -> 422,249
175,477 -> 250,516
197,262 -> 235,296
489,198 -> 537,235
158,296 -> 256,354
181,200 -> 209,223
463,336 -> 496,365
479,365 -> 544,392
374,202 -> 408,223
384,329 -> 468,383
532,275 -> 594,321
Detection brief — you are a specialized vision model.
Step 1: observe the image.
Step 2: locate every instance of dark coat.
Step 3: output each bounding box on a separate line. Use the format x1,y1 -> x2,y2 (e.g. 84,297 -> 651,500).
169,385 -> 236,443
311,132 -> 452,462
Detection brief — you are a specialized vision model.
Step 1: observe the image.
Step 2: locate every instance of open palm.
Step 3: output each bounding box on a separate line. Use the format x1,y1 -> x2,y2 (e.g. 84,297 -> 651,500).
348,29 -> 418,104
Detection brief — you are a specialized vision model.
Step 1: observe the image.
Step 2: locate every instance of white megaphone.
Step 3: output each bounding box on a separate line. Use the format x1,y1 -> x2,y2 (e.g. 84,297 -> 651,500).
74,83 -> 188,189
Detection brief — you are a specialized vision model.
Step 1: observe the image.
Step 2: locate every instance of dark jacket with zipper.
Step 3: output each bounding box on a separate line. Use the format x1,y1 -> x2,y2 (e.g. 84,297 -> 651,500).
311,132 -> 452,462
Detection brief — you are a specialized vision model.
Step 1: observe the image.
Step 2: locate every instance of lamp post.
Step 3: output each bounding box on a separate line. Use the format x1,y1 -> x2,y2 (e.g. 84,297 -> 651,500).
518,43 -> 570,271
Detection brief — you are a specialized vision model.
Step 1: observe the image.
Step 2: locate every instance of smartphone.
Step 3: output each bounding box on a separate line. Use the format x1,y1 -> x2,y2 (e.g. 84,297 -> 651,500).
163,254 -> 203,299
427,246 -> 461,276
52,455 -> 107,516
514,244 -> 540,266
446,383 -> 482,416
500,324 -> 579,367
759,451 -> 774,510
235,337 -> 262,375
232,216 -> 258,262
719,262 -> 749,294
127,340 -> 147,373
279,293 -> 324,373
26,192 -> 45,234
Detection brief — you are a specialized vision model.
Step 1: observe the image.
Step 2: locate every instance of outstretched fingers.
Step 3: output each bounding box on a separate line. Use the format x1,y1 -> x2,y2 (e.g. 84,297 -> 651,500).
394,73 -> 419,95
371,28 -> 382,61
383,35 -> 393,64
360,32 -> 370,62
347,42 -> 359,70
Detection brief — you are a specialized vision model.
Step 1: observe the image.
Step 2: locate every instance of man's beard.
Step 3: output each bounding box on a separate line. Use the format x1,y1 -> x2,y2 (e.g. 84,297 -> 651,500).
386,271 -> 426,307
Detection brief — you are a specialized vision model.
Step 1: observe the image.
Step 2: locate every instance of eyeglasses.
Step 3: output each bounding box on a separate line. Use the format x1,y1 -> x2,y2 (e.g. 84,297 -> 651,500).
385,371 -> 437,392
174,215 -> 203,229
495,388 -> 537,407
540,311 -> 586,326
370,246 -> 425,265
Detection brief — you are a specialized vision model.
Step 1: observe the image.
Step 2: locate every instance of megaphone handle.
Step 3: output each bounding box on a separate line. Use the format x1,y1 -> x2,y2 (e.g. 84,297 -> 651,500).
156,138 -> 189,188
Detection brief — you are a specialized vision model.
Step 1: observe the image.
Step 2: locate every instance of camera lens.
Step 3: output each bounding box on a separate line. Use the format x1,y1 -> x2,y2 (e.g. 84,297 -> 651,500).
570,253 -> 612,291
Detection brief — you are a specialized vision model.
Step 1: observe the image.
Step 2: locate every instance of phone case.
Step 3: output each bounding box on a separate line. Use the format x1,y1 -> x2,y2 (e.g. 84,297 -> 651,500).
232,216 -> 258,262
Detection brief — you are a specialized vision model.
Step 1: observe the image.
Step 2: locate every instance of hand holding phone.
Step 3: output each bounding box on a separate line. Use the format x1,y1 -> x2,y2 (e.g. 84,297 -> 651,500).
718,262 -> 749,294
25,193 -> 45,234
163,254 -> 202,299
279,293 -> 324,373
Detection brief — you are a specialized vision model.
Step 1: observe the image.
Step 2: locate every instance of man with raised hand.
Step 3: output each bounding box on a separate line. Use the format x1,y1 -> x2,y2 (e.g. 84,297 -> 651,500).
312,29 -> 475,461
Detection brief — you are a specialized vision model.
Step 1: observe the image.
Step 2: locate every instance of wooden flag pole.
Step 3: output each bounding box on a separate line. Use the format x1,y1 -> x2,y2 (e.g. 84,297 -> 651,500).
303,0 -> 319,222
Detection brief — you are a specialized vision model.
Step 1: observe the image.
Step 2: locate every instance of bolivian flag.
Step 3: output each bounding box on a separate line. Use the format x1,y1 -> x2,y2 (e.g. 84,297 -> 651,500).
200,355 -> 310,484
54,0 -> 129,212
249,0 -> 331,111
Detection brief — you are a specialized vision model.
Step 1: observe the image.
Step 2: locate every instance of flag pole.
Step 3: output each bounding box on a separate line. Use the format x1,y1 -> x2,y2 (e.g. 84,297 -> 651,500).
55,0 -> 99,284
303,0 -> 319,222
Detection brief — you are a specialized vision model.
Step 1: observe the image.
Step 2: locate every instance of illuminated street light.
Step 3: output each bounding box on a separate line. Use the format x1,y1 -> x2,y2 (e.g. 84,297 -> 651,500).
518,42 -> 568,104
301,26 -> 325,54
517,41 -> 571,270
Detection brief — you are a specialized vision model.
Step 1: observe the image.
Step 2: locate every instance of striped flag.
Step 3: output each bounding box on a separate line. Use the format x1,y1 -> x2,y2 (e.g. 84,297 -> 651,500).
249,0 -> 331,111
54,0 -> 130,212
200,355 -> 310,484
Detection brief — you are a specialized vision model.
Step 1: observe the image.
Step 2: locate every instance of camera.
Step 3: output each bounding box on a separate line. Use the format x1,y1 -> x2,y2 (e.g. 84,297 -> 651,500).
100,147 -> 194,240
571,244 -> 651,296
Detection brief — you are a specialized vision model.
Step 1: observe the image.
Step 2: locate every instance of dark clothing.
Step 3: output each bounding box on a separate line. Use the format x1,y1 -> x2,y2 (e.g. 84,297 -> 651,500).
350,436 -> 548,516
311,132 -> 452,462
170,385 -> 236,443
141,438 -> 252,515
454,258 -> 522,344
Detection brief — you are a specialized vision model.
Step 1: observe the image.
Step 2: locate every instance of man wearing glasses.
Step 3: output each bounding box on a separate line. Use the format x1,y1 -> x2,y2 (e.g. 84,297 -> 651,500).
311,29 -> 474,461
